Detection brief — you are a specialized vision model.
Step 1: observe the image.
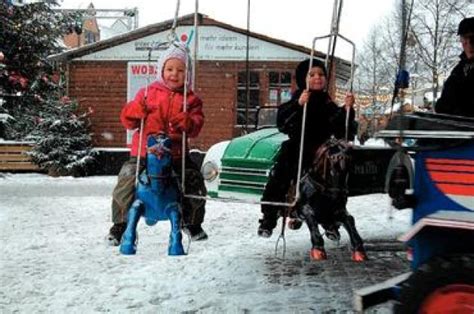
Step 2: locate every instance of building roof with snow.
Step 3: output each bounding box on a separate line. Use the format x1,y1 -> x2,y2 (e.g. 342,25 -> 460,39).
50,13 -> 352,83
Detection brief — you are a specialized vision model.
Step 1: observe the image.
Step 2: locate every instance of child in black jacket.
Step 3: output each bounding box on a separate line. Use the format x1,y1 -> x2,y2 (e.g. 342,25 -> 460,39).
258,58 -> 356,237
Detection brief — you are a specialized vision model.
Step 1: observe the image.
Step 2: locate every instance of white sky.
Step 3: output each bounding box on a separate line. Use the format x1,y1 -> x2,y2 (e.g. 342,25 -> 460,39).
57,0 -> 397,59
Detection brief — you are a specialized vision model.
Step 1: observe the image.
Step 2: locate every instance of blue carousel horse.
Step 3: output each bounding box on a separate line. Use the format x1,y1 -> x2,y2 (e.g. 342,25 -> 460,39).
120,133 -> 185,256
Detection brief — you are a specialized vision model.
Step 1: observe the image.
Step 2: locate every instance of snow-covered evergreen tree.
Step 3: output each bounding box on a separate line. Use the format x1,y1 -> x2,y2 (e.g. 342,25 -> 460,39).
28,97 -> 95,177
1,1 -> 94,176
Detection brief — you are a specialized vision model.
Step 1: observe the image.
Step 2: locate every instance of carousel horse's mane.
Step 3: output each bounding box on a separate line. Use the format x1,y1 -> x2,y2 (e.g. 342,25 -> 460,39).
312,137 -> 351,196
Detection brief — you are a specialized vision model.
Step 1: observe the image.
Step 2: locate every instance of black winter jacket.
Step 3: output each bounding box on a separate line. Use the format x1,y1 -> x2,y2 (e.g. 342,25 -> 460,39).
276,90 -> 356,152
435,53 -> 474,117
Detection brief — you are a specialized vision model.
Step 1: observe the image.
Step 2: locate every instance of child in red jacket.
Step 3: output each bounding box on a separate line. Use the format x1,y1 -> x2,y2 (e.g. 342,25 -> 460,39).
107,42 -> 208,245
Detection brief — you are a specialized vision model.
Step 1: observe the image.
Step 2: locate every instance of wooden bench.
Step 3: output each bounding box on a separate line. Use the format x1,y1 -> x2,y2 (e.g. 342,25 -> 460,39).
0,142 -> 40,171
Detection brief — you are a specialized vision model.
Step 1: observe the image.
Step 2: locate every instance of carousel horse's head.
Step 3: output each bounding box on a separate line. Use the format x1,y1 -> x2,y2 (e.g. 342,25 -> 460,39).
146,133 -> 173,180
309,137 -> 351,201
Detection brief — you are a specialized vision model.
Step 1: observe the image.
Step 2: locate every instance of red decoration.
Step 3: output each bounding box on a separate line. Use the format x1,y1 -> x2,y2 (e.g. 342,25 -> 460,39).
9,72 -> 28,89
60,96 -> 71,104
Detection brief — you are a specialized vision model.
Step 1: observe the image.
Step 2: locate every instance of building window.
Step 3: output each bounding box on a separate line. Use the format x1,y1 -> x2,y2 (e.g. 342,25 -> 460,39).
85,31 -> 96,44
236,71 -> 260,129
268,71 -> 292,106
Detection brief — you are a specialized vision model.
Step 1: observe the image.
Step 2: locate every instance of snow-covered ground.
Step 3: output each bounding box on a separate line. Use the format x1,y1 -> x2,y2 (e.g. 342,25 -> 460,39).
0,173 -> 412,313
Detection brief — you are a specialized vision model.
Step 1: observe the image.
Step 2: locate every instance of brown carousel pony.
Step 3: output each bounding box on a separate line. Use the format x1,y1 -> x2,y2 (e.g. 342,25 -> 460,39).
288,137 -> 368,261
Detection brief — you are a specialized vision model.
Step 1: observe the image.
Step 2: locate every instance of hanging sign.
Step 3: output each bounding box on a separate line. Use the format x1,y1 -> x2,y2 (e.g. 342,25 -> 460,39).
125,61 -> 157,145
77,26 -> 308,62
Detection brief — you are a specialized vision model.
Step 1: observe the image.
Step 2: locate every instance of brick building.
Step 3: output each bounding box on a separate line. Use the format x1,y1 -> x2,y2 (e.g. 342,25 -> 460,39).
63,3 -> 101,48
50,14 -> 351,153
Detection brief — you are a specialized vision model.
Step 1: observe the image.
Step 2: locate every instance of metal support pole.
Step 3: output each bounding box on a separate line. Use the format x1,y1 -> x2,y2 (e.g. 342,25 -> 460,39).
244,0 -> 251,134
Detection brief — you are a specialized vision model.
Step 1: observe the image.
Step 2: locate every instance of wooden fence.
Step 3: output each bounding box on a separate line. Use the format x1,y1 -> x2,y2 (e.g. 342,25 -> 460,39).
0,142 -> 40,171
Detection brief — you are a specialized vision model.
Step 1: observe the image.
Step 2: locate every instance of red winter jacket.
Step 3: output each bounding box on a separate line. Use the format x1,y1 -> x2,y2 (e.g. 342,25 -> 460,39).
121,81 -> 204,159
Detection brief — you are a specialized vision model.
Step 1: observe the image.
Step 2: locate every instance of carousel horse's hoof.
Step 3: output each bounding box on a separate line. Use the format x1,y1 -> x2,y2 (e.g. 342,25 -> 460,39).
120,233 -> 137,255
288,218 -> 303,230
310,248 -> 327,261
167,210 -> 185,256
352,250 -> 368,262
119,202 -> 141,255
168,232 -> 185,256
